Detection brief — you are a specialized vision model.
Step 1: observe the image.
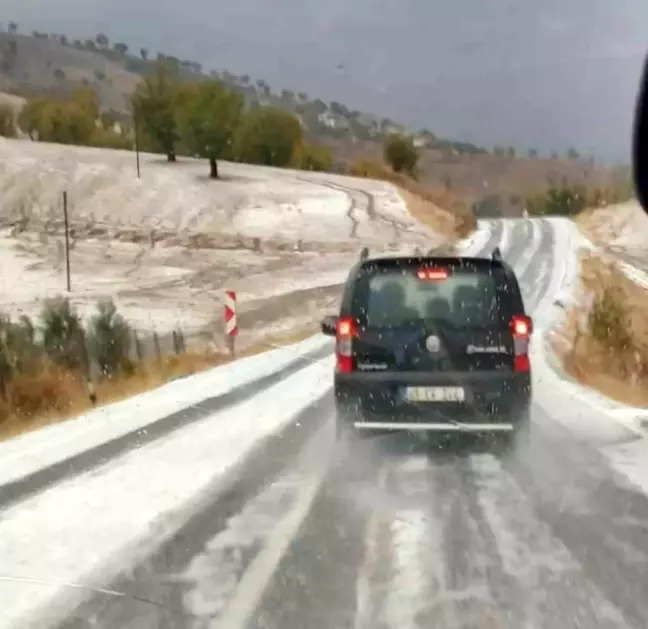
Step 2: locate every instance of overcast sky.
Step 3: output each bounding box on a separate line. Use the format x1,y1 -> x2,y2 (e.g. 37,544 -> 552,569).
3,0 -> 648,162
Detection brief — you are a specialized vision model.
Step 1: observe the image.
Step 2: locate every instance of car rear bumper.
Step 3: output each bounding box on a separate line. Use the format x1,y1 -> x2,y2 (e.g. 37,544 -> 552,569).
335,369 -> 531,432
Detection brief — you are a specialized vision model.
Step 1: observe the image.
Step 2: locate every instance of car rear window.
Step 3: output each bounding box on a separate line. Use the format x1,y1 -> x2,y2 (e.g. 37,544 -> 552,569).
352,262 -> 515,328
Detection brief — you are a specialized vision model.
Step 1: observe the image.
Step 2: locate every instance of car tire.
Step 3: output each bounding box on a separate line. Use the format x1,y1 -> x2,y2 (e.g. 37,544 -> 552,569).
495,407 -> 531,455
335,409 -> 360,443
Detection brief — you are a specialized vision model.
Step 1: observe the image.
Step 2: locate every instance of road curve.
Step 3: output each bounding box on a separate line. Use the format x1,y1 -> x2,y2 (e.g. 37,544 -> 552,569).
4,218 -> 648,629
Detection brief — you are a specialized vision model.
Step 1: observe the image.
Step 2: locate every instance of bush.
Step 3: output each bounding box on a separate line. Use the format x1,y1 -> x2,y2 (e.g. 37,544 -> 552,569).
384,133 -> 418,175
293,143 -> 333,172
87,299 -> 132,376
40,296 -> 85,371
0,104 -> 17,138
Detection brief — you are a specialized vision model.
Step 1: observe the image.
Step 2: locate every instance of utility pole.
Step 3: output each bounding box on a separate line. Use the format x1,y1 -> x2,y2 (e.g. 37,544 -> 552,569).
134,110 -> 141,179
62,190 -> 71,292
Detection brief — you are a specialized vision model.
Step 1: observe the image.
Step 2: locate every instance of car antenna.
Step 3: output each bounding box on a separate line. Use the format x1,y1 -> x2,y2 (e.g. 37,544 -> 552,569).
492,247 -> 502,261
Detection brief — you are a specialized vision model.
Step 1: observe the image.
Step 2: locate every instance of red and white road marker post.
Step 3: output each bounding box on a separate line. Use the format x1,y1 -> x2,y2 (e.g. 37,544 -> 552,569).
224,290 -> 238,358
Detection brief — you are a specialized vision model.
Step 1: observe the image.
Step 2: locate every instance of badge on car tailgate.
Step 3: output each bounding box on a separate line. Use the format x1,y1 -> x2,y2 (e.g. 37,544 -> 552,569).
466,344 -> 507,354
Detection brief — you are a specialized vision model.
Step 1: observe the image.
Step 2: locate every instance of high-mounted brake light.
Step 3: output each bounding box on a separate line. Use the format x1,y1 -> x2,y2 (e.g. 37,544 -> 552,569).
510,314 -> 532,372
417,268 -> 449,281
335,316 -> 356,373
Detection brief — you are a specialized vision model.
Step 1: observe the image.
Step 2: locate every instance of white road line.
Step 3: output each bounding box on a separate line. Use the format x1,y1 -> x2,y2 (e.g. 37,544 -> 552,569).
498,219 -> 511,255
354,463 -> 389,629
383,456 -> 433,629
213,459 -> 329,629
515,219 -> 543,279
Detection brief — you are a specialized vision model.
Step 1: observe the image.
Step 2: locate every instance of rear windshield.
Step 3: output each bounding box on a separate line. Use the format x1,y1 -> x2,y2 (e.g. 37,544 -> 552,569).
352,263 -> 515,328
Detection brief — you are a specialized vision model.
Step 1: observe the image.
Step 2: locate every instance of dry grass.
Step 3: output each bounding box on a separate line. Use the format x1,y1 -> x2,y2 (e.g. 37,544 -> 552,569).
0,324 -> 322,442
552,252 -> 648,407
348,156 -> 477,240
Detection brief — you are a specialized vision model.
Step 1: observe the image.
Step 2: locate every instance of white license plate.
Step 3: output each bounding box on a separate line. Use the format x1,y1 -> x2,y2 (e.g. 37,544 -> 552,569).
405,386 -> 465,403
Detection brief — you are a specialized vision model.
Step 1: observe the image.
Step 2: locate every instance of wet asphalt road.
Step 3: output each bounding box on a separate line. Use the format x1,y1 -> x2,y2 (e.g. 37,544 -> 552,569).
19,219 -> 648,629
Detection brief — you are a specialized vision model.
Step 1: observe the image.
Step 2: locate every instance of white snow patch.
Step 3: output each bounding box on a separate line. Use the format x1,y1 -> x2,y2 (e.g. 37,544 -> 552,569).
0,334 -> 331,486
0,355 -> 334,628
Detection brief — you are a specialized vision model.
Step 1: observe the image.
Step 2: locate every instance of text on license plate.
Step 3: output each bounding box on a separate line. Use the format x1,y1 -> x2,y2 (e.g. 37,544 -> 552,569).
405,386 -> 465,403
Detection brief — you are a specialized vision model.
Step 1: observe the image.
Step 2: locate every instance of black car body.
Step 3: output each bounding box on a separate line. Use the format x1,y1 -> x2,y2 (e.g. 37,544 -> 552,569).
321,250 -> 532,443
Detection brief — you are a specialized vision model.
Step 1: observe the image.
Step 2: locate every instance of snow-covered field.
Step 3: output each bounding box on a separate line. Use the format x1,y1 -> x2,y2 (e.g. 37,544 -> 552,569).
0,138 -> 449,343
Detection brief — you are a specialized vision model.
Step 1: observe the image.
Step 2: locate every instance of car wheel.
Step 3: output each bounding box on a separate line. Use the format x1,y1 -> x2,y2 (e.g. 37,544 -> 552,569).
335,409 -> 360,443
495,407 -> 531,455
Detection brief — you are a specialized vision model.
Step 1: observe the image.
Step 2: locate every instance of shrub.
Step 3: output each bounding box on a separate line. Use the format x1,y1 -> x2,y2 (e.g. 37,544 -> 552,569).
87,299 -> 132,376
40,296 -> 85,371
0,104 -> 17,138
384,133 -> 418,175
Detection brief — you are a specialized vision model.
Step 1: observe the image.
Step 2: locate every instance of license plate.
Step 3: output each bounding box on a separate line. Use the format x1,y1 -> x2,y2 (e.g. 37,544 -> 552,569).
405,386 -> 465,403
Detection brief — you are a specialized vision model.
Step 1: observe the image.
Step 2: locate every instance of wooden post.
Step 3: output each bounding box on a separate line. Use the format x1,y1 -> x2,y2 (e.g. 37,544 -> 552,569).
134,112 -> 141,179
63,191 -> 71,292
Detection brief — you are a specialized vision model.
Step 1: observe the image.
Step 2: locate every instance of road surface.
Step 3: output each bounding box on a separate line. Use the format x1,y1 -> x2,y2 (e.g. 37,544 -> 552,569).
3,218 -> 648,629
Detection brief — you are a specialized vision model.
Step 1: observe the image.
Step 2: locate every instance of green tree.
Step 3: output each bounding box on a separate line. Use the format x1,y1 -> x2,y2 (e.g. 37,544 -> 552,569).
177,80 -> 243,178
8,22 -> 17,34
383,133 -> 418,175
132,63 -> 181,161
234,106 -> 303,167
140,47 -> 148,61
113,42 -> 128,55
567,147 -> 580,159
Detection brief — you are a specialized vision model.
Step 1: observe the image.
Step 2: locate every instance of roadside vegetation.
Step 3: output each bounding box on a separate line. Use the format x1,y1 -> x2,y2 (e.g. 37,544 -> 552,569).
348,135 -> 477,238
0,294 -> 318,442
551,252 -> 648,407
525,179 -> 633,217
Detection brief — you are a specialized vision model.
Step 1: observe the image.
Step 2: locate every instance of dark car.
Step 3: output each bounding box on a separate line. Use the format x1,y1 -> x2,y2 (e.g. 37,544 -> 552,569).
321,249 -> 532,449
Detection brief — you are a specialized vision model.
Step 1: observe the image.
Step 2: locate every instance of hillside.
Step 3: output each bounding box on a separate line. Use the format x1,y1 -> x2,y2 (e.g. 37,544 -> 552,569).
0,136 -> 457,349
0,27 -> 632,217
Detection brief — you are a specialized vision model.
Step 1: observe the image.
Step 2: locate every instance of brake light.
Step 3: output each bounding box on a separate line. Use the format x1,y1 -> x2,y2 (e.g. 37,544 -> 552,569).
510,314 -> 532,372
335,316 -> 357,373
417,268 -> 449,281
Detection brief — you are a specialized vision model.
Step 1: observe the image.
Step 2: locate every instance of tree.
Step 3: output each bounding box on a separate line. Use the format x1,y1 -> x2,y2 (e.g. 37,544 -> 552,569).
18,89 -> 97,145
507,146 -> 516,158
53,68 -> 66,82
140,47 -> 148,61
177,80 -> 243,178
132,62 -> 181,161
384,133 -> 418,175
567,147 -> 580,159
234,106 -> 303,167
113,42 -> 128,55
8,22 -> 17,34
528,148 -> 538,158
84,39 -> 96,50
59,34 -> 68,46
0,104 -> 17,138
95,33 -> 109,48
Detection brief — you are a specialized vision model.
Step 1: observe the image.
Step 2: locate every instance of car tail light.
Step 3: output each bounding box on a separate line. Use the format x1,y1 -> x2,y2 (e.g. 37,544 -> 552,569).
417,267 -> 449,281
336,316 -> 357,373
511,314 -> 532,372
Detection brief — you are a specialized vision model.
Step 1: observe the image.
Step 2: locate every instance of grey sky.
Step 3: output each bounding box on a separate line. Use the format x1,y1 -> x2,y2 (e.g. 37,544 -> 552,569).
4,0 -> 648,162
